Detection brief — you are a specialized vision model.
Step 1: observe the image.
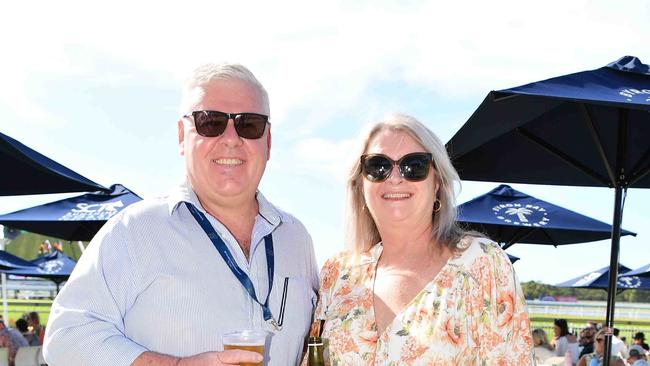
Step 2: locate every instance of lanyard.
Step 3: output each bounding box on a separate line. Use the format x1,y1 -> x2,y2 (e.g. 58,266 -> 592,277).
185,202 -> 280,330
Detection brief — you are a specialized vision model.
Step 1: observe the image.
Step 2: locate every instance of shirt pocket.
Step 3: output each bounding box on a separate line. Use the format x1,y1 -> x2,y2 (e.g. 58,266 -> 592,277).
271,275 -> 316,335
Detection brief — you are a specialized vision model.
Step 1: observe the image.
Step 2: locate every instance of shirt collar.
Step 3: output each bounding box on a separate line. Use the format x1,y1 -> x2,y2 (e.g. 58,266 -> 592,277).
167,180 -> 282,227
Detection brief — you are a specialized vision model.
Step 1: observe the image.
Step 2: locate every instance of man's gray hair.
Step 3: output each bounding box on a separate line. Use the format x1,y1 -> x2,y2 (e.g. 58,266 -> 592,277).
179,63 -> 270,116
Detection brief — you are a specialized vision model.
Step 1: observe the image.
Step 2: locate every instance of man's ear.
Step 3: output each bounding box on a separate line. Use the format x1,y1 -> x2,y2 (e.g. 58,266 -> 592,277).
177,119 -> 185,156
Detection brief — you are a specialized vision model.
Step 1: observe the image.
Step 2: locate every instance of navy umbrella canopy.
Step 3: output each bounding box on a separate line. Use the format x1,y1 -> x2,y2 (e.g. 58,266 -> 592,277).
1,251 -> 77,291
622,263 -> 650,277
0,131 -> 107,196
0,184 -> 142,241
0,250 -> 36,270
555,264 -> 650,291
457,185 -> 635,249
447,56 -> 650,363
447,56 -> 650,187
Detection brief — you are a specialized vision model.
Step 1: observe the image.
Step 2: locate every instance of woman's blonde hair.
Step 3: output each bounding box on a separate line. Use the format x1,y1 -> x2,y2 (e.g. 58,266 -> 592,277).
345,113 -> 465,254
532,328 -> 553,350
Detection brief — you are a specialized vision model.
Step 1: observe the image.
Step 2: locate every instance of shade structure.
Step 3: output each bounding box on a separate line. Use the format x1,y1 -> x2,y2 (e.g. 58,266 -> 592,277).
457,184 -> 636,249
0,184 -> 141,241
554,264 -> 650,291
0,250 -> 36,270
507,253 -> 519,264
622,263 -> 650,277
446,55 -> 650,364
0,131 -> 107,196
0,251 -> 76,292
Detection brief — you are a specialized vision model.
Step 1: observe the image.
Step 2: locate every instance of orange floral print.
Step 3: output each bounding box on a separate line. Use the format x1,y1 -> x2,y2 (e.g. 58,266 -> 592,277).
316,237 -> 535,365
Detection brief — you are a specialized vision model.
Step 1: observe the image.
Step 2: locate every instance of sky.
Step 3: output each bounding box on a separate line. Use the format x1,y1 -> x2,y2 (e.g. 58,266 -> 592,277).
1,1 -> 649,285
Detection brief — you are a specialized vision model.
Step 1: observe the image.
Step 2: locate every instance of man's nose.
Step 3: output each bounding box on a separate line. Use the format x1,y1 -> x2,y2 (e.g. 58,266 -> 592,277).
219,119 -> 242,144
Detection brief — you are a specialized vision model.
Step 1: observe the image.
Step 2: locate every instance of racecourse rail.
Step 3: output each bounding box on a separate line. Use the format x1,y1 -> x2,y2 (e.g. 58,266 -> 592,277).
527,300 -> 650,322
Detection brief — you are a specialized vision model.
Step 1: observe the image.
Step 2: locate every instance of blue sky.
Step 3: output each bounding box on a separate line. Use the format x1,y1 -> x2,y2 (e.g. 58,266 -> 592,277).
1,1 -> 649,285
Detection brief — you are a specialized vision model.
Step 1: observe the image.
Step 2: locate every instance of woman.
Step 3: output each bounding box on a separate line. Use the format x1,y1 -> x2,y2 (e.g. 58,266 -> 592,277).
576,329 -> 625,366
551,319 -> 570,356
315,114 -> 534,365
532,328 -> 555,364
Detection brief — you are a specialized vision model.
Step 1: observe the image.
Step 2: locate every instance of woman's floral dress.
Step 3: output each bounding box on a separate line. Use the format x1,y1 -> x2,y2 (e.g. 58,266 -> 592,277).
315,237 -> 535,365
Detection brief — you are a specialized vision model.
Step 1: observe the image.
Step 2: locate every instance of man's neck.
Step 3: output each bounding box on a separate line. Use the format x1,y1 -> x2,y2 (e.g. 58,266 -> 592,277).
197,194 -> 259,259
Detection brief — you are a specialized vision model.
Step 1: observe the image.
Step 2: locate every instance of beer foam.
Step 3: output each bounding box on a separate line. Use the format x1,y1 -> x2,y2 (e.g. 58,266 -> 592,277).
224,341 -> 265,346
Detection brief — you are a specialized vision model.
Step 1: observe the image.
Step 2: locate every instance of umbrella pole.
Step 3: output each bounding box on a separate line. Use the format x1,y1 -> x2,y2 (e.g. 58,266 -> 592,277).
603,186 -> 625,366
0,239 -> 8,323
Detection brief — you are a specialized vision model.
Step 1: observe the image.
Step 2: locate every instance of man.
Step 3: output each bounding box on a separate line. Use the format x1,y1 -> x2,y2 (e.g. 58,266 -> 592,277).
578,327 -> 595,358
611,328 -> 628,358
628,345 -> 649,366
0,319 -> 28,348
635,332 -> 650,352
43,63 -> 319,365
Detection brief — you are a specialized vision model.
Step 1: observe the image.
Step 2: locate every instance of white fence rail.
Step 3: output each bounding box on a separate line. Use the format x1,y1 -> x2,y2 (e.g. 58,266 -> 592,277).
527,300 -> 650,321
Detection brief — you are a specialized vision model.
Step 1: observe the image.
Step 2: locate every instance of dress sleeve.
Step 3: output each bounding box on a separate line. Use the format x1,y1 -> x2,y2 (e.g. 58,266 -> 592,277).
478,243 -> 535,365
314,255 -> 342,322
43,217 -> 148,366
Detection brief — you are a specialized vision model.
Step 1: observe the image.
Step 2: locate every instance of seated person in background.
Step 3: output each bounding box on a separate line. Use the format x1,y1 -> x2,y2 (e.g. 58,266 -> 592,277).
552,318 -> 570,356
578,327 -> 596,358
0,320 -> 28,348
532,328 -> 555,364
576,329 -> 625,366
15,318 -> 39,346
635,332 -> 650,351
27,311 -> 45,345
0,320 -> 28,366
628,345 -> 649,366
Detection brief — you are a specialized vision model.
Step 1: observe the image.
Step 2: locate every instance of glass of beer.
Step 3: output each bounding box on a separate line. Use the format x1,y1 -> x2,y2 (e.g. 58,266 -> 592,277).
222,329 -> 268,366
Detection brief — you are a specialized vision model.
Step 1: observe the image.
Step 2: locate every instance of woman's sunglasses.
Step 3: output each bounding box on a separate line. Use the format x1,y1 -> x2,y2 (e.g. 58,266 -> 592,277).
360,152 -> 433,182
596,338 -> 604,343
183,110 -> 269,139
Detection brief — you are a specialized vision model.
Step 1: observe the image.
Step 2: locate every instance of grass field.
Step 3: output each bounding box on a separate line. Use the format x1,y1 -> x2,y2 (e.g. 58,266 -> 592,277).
2,298 -> 52,326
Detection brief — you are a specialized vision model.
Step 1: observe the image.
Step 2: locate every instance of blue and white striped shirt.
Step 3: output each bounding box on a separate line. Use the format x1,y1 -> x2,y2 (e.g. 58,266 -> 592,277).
44,182 -> 319,366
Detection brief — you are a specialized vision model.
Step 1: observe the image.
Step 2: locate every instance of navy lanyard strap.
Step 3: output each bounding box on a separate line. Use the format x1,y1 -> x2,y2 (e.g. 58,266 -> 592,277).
184,202 -> 278,328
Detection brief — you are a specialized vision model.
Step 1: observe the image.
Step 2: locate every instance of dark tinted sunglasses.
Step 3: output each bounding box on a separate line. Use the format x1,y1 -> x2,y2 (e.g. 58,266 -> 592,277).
361,152 -> 433,182
183,110 -> 269,139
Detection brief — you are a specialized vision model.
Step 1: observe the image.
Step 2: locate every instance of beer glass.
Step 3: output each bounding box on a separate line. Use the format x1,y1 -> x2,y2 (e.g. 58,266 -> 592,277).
222,329 -> 268,366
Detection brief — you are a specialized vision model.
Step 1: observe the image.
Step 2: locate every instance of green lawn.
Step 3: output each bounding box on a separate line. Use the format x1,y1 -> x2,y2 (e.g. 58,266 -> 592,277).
1,299 -> 52,326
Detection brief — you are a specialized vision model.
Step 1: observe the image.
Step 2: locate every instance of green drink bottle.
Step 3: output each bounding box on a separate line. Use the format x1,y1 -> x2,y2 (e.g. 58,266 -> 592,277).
307,336 -> 325,366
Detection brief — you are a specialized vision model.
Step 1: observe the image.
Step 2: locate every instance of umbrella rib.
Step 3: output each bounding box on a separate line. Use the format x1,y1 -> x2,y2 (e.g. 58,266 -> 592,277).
628,164 -> 650,186
579,104 -> 616,185
516,127 -> 611,186
615,108 -> 629,186
502,227 -> 534,249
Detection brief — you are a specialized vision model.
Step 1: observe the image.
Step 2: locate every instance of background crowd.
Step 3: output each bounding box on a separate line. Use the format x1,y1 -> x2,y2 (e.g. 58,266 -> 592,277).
533,318 -> 650,366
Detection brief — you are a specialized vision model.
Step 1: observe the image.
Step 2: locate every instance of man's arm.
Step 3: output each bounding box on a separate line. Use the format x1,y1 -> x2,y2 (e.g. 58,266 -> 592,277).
132,350 -> 263,366
43,220 -> 148,365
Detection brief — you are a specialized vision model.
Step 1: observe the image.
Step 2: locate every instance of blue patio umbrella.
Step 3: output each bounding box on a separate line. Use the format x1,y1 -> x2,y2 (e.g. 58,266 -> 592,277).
1,251 -> 76,292
555,264 -> 650,291
0,250 -> 36,270
0,131 -> 107,196
507,253 -> 519,264
622,263 -> 650,277
457,185 -> 635,249
0,184 -> 142,241
446,56 -> 650,362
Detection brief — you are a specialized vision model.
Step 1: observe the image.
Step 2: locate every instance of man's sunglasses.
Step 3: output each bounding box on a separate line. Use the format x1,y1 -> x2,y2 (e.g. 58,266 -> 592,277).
360,152 -> 433,182
183,110 -> 269,139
